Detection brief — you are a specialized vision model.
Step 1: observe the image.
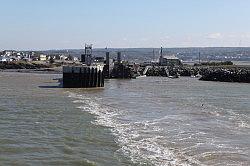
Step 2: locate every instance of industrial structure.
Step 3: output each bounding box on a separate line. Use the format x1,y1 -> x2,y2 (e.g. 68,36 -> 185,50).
62,44 -> 185,88
159,47 -> 182,66
63,44 -> 105,88
62,44 -> 134,88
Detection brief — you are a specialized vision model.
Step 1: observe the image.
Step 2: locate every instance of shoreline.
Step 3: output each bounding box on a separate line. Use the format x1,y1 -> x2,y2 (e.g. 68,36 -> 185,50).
0,67 -> 62,74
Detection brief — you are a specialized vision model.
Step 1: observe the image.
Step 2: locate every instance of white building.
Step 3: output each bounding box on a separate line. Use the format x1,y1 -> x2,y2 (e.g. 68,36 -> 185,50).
39,54 -> 47,61
73,57 -> 79,61
3,50 -> 17,56
0,56 -> 10,62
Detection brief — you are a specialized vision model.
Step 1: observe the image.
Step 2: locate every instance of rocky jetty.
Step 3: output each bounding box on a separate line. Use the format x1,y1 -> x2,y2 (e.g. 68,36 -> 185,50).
143,66 -> 199,77
0,61 -> 52,70
199,68 -> 250,83
141,65 -> 250,83
145,67 -> 168,76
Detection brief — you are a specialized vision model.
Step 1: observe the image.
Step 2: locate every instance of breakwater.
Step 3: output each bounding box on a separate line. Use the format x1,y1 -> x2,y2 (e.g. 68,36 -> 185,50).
199,67 -> 250,83
142,66 -> 199,77
141,65 -> 250,83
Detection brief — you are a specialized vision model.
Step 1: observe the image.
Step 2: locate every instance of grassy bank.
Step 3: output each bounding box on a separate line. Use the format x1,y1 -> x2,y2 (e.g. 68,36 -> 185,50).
0,61 -> 55,70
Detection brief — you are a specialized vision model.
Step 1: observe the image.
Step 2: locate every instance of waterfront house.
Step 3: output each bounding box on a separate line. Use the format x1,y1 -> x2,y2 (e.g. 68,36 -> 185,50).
0,56 -> 10,62
0,56 -> 7,62
59,55 -> 67,61
39,54 -> 47,61
3,50 -> 17,56
73,56 -> 79,62
94,57 -> 105,63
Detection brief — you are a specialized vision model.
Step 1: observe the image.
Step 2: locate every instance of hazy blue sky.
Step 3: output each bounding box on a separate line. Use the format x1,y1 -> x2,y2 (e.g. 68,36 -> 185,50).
1,0 -> 250,50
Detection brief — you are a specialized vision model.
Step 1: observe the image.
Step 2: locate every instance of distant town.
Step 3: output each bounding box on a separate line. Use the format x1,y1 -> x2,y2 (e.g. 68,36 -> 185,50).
1,47 -> 250,65
0,50 -> 79,63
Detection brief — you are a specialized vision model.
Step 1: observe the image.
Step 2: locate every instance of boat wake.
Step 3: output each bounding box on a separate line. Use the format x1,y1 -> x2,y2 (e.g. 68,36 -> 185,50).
67,92 -> 201,166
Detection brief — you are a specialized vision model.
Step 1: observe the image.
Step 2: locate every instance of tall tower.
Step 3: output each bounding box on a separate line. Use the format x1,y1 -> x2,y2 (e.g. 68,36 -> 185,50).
117,52 -> 122,64
153,49 -> 155,61
105,47 -> 110,66
199,52 -> 201,64
159,47 -> 163,66
81,44 -> 93,66
104,47 -> 111,78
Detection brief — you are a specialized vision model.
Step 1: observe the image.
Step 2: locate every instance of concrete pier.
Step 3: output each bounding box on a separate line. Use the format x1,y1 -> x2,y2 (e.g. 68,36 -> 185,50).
63,65 -> 104,88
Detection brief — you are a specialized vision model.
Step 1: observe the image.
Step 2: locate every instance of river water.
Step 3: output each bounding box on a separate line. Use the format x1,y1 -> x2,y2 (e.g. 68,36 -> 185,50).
0,72 -> 249,166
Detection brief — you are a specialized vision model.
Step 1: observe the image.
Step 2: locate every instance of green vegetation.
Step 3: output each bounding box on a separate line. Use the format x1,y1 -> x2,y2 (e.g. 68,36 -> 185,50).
0,61 -> 53,69
194,61 -> 234,66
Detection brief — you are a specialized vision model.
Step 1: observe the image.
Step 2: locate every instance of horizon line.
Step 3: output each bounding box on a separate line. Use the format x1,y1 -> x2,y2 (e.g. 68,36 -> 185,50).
2,46 -> 250,52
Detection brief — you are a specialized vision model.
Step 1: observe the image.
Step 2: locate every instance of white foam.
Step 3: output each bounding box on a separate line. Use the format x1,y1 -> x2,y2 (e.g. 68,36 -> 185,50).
67,92 -> 202,166
238,120 -> 250,129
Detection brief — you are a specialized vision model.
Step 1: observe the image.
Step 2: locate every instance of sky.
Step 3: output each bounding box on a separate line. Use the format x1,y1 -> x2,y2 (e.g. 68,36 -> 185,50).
1,0 -> 250,50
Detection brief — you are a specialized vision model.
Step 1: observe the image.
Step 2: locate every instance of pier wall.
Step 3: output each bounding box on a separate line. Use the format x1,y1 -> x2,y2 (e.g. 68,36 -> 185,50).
63,66 -> 104,88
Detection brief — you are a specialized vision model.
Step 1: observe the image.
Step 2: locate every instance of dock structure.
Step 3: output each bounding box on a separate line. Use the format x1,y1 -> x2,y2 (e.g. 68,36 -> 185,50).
63,44 -> 104,88
63,65 -> 104,88
62,44 -> 137,88
103,51 -> 113,78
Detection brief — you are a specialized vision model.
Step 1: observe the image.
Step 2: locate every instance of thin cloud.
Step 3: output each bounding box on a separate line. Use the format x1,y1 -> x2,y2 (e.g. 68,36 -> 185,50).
207,33 -> 222,39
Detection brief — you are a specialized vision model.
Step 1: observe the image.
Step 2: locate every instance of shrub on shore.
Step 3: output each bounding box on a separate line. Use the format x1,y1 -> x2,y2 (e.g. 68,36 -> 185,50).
0,61 -> 52,69
194,61 -> 234,66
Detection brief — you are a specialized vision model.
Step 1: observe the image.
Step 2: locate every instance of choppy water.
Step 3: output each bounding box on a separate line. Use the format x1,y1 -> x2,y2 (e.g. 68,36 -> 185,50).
0,72 -> 249,166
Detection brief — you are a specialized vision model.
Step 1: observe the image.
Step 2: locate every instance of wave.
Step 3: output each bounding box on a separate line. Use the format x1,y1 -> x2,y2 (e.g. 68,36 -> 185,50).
67,92 -> 201,166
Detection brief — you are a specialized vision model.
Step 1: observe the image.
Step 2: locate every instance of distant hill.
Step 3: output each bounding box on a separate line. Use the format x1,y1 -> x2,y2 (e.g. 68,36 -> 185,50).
40,47 -> 250,63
